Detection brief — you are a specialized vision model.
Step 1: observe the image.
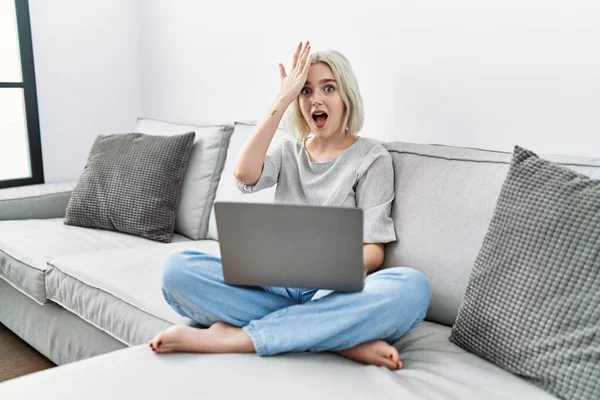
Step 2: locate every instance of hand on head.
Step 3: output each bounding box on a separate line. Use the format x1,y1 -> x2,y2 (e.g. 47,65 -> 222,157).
279,41 -> 312,104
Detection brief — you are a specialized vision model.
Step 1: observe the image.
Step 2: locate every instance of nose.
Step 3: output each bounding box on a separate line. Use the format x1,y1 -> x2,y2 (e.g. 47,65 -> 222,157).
310,92 -> 324,106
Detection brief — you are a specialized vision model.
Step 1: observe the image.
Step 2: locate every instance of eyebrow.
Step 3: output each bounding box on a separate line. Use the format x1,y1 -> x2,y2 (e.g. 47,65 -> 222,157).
305,79 -> 337,86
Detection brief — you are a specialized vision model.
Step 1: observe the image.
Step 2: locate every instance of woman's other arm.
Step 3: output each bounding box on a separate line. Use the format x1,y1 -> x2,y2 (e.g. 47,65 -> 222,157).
363,243 -> 385,274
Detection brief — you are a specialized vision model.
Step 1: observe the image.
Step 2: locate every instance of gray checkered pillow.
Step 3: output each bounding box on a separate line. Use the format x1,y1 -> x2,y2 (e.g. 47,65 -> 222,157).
64,132 -> 195,242
450,145 -> 600,400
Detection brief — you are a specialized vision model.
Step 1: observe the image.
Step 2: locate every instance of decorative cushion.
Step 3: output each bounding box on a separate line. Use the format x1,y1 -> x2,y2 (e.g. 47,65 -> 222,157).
64,132 -> 195,242
450,145 -> 600,400
135,118 -> 234,240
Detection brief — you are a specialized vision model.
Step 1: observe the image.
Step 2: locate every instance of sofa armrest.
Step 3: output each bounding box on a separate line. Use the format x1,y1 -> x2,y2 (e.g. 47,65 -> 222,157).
0,180 -> 77,221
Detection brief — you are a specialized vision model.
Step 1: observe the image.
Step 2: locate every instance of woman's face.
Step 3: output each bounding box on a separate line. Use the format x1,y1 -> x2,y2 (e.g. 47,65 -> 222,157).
299,62 -> 345,140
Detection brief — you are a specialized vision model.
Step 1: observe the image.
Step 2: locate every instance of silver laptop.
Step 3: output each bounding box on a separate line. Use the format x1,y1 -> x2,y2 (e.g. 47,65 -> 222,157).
214,202 -> 365,292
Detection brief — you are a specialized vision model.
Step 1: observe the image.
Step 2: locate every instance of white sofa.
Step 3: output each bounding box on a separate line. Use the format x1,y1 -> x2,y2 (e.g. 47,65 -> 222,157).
1,118 -> 598,399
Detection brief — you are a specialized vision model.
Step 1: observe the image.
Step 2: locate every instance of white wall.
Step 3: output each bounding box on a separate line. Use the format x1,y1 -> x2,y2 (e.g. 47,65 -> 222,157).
29,0 -> 142,183
139,0 -> 600,157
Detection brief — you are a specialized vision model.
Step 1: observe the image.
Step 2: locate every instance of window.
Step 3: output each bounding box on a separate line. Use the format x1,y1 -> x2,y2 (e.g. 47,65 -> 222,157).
0,0 -> 43,189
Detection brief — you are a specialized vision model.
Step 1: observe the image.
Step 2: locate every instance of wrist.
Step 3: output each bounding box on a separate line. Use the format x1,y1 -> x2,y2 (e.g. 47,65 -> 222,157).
275,93 -> 295,109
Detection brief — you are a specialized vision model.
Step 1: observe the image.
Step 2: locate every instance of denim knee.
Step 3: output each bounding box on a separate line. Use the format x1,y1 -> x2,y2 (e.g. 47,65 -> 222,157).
406,268 -> 432,310
385,267 -> 432,318
161,249 -> 189,296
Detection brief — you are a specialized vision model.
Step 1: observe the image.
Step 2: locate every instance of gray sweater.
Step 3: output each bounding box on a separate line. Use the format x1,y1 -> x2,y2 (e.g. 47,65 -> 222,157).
236,136 -> 397,244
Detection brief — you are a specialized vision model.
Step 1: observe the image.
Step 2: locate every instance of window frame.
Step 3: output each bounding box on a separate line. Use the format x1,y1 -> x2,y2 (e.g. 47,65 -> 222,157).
0,0 -> 44,189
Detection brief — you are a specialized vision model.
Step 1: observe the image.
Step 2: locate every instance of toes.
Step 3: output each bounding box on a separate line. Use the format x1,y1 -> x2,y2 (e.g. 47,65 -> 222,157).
149,334 -> 165,352
383,358 -> 403,370
390,348 -> 403,369
381,352 -> 402,370
380,344 -> 402,370
382,358 -> 398,370
389,347 -> 400,363
377,341 -> 400,363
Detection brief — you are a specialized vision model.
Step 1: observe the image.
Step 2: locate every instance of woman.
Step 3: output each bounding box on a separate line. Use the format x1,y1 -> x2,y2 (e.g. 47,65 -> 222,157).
149,41 -> 431,371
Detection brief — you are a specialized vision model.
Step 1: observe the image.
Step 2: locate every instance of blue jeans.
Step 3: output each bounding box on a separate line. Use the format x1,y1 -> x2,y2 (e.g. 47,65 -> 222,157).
161,249 -> 431,357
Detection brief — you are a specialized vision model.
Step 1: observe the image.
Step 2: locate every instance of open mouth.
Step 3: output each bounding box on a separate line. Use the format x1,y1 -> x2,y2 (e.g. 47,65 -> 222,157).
311,111 -> 328,128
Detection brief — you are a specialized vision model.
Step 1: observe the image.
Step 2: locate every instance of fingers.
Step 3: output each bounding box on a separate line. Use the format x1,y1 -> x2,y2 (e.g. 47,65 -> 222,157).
292,41 -> 302,69
298,42 -> 312,79
293,41 -> 310,70
279,63 -> 286,80
293,42 -> 311,79
299,41 -> 311,66
283,41 -> 310,86
302,50 -> 312,76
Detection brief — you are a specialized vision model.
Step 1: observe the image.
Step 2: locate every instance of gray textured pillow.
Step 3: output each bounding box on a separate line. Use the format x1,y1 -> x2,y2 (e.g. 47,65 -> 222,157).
450,145 -> 600,400
134,118 -> 235,239
64,132 -> 195,242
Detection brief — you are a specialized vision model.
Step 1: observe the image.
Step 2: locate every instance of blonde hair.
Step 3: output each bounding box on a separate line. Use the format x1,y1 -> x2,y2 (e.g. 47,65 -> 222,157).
285,49 -> 364,141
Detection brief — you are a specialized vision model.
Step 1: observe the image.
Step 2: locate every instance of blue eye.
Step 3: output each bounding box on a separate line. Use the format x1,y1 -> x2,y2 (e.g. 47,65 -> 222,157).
301,87 -> 311,95
325,85 -> 335,93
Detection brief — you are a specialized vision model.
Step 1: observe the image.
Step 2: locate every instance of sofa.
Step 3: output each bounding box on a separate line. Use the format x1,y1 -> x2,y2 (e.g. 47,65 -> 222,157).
0,117 -> 598,399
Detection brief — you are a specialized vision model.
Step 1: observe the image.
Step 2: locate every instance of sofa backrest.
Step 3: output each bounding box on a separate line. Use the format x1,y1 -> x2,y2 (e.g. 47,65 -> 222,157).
206,121 -> 291,240
138,117 -> 600,328
383,141 -> 600,327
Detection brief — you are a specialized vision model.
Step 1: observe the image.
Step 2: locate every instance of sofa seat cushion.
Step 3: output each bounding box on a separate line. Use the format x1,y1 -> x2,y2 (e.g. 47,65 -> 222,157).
45,241 -> 221,347
0,321 -> 558,400
394,321 -> 559,399
0,218 -> 191,305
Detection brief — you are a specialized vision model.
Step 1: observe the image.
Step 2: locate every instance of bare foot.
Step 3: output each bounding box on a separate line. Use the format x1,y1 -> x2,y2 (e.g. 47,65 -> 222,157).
335,340 -> 402,370
148,322 -> 255,354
